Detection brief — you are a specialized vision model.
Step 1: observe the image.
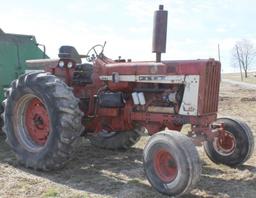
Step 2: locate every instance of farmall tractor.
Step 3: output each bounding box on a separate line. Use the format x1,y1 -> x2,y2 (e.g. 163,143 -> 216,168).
2,5 -> 254,197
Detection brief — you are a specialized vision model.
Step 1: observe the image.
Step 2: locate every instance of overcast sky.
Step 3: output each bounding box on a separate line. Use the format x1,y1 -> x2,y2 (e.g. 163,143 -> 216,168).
0,0 -> 255,72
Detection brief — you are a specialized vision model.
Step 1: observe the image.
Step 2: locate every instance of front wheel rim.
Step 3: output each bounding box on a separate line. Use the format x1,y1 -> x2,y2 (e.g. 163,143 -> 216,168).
213,130 -> 236,156
153,149 -> 178,182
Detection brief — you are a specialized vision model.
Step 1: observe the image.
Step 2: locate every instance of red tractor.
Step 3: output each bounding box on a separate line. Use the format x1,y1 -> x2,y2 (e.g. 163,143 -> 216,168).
2,5 -> 254,197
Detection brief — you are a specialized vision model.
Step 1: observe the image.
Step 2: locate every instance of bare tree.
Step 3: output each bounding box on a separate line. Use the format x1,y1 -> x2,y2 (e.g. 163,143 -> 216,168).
232,39 -> 256,78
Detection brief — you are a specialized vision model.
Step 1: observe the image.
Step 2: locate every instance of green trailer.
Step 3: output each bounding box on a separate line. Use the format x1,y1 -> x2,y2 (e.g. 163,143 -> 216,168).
0,29 -> 48,126
0,29 -> 48,103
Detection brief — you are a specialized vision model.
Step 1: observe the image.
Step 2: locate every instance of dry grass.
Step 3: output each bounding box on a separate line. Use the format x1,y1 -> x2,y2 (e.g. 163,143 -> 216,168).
222,72 -> 256,84
0,82 -> 255,198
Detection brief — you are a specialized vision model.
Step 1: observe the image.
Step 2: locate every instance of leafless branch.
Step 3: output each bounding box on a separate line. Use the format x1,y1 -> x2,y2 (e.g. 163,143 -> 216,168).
232,39 -> 256,78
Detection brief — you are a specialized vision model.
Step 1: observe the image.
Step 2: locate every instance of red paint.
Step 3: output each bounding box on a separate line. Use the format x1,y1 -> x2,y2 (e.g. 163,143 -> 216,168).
43,55 -> 220,141
153,149 -> 177,182
98,108 -> 119,117
217,130 -> 236,152
108,82 -> 133,92
25,98 -> 50,145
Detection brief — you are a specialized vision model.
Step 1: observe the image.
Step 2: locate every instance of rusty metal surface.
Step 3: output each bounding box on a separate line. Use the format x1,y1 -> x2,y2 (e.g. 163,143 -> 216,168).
201,61 -> 221,114
152,5 -> 168,62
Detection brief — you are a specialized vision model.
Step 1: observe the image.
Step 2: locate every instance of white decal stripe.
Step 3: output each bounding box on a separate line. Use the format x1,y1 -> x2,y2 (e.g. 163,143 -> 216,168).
99,75 -> 186,84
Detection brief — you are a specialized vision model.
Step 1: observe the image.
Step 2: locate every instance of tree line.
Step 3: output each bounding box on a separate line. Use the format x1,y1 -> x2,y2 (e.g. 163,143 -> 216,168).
232,39 -> 256,79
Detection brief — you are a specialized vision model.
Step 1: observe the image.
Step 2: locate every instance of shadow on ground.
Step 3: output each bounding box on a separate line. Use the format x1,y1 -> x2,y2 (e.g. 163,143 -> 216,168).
0,135 -> 158,197
196,166 -> 256,198
0,134 -> 256,198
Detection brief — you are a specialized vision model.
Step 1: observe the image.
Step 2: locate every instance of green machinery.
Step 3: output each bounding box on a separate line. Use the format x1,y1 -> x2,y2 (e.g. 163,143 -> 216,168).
0,29 -> 47,104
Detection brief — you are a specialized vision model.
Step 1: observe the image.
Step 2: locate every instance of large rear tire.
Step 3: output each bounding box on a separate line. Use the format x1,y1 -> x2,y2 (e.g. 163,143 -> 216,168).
2,72 -> 84,170
89,127 -> 144,150
143,130 -> 201,196
204,117 -> 254,167
0,105 -> 3,132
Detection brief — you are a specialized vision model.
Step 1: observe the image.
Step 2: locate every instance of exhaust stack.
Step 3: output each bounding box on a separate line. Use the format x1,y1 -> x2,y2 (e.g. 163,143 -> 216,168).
152,5 -> 168,62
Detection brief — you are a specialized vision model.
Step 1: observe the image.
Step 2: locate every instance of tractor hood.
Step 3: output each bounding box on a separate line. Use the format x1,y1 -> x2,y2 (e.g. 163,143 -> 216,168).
103,59 -> 216,76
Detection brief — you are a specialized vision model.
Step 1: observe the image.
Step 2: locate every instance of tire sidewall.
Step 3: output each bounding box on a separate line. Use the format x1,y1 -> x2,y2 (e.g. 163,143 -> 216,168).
143,134 -> 190,195
205,118 -> 250,166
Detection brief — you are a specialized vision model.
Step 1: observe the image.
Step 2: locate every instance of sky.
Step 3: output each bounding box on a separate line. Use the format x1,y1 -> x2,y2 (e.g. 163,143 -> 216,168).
0,0 -> 255,72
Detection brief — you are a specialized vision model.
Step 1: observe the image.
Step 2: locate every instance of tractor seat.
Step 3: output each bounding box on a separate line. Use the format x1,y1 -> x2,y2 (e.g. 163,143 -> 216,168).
58,45 -> 82,64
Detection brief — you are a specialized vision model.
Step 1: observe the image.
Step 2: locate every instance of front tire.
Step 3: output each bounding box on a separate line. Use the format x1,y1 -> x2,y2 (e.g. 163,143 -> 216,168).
204,117 -> 254,167
143,130 -> 201,196
2,72 -> 84,170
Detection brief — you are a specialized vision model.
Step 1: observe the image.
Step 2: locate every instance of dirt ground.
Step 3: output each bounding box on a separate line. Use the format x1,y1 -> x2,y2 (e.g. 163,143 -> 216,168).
0,82 -> 256,198
222,72 -> 256,84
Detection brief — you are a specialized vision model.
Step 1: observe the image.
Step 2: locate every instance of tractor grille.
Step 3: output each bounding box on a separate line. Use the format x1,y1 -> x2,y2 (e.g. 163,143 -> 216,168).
202,62 -> 221,114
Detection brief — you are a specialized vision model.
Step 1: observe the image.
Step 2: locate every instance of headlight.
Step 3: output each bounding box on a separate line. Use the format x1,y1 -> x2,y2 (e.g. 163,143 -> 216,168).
58,60 -> 65,68
67,61 -> 73,68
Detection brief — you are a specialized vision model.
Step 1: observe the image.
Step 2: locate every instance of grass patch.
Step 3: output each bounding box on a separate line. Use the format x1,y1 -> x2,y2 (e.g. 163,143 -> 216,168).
43,187 -> 59,197
128,179 -> 141,185
72,193 -> 89,198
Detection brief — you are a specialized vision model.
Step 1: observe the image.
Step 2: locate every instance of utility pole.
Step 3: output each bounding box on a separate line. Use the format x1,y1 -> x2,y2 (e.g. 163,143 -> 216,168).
235,45 -> 243,81
218,44 -> 221,62
218,44 -> 223,80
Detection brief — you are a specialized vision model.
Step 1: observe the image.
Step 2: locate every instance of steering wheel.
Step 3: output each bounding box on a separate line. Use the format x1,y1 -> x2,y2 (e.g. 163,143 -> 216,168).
86,43 -> 105,62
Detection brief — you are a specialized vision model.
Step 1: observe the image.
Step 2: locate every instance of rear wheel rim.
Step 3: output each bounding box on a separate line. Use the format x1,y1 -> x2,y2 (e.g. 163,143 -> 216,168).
14,94 -> 50,152
153,149 -> 178,182
25,98 -> 50,145
213,130 -> 236,156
